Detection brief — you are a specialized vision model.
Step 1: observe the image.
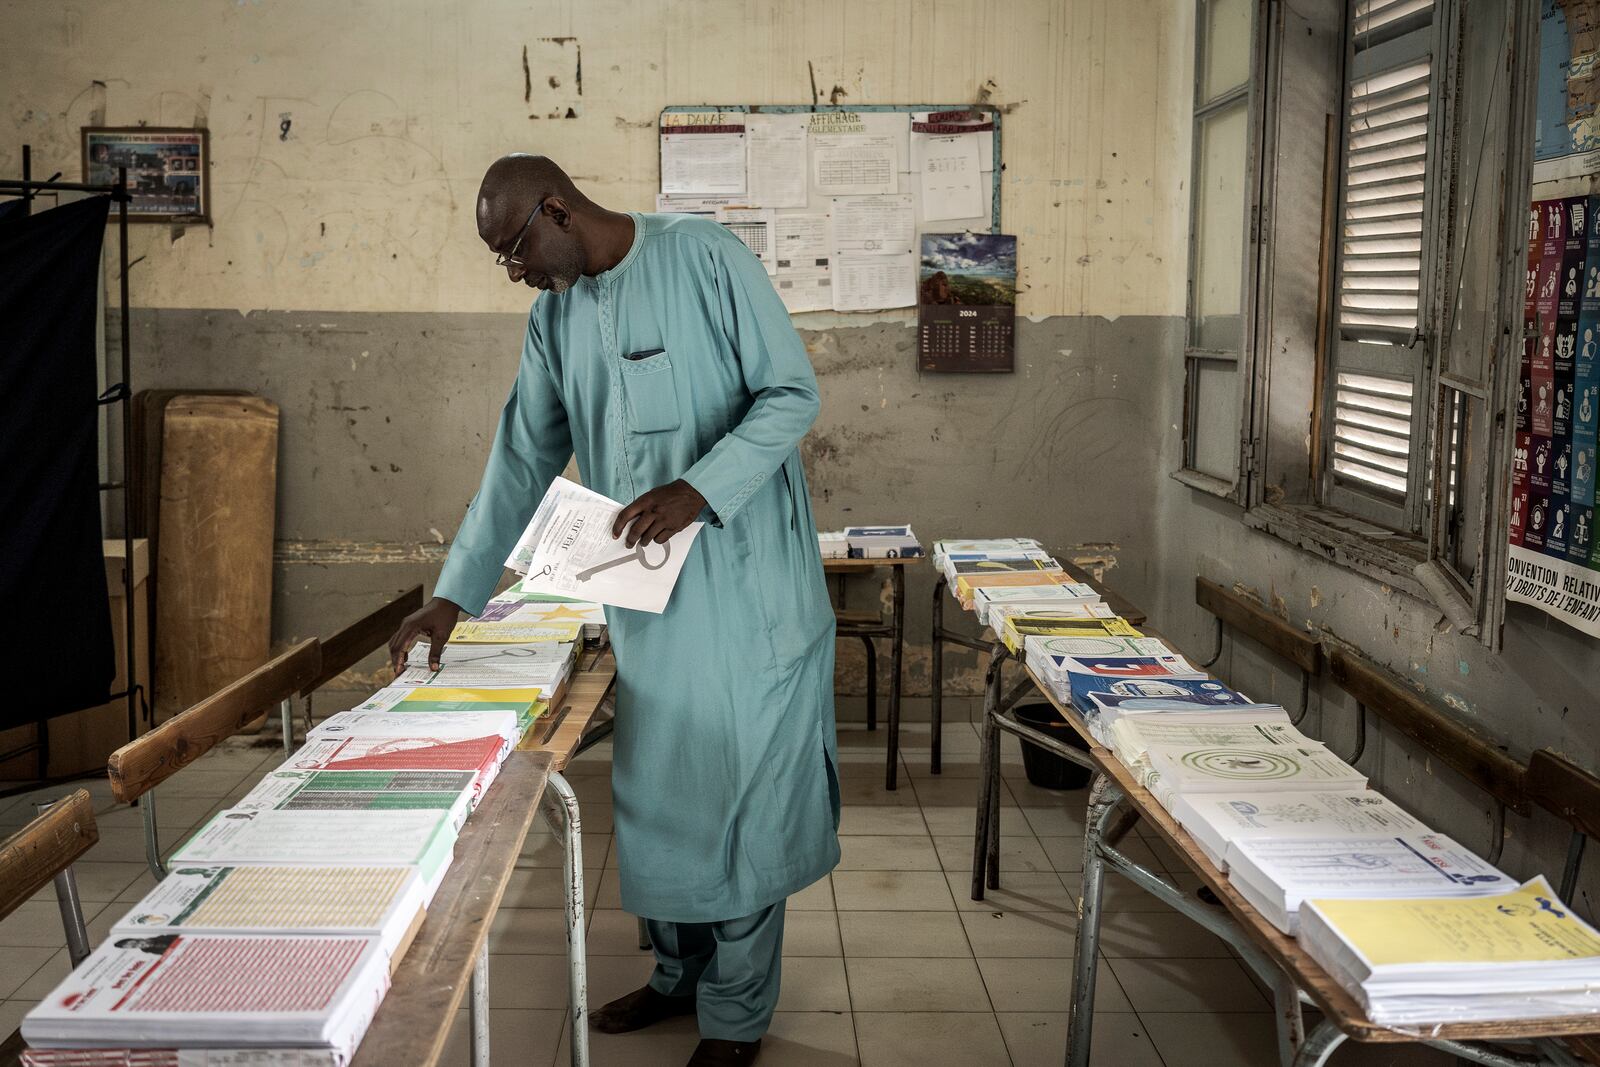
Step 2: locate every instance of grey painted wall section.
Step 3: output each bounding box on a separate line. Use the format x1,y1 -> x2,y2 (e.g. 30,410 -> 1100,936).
1151,368 -> 1600,916
121,308 -> 1176,704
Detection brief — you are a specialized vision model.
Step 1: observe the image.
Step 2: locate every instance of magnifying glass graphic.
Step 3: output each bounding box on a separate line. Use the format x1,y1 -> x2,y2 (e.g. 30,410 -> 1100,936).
574,541 -> 672,582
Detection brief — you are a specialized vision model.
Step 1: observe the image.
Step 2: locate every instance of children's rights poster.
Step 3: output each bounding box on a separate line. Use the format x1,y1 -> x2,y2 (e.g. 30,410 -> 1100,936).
1507,196 -> 1600,636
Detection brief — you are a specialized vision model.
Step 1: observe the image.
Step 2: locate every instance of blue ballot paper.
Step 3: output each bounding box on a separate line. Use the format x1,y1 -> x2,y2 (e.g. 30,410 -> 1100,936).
1071,675 -> 1256,714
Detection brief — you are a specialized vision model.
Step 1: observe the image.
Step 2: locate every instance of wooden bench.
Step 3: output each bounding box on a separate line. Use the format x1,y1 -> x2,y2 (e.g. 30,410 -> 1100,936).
0,789 -> 99,1066
107,638 -> 321,878
1195,576 -> 1322,721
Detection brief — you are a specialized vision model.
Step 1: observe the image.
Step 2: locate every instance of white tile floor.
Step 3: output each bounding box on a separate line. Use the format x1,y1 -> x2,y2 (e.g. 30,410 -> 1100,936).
0,720 -> 1461,1066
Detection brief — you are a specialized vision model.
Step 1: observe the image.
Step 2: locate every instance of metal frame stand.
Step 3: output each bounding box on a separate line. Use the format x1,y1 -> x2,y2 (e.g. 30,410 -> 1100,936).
0,147 -> 144,791
35,799 -> 94,967
832,564 -> 909,790
542,771 -> 590,1067
467,770 -> 590,1067
973,659 -> 1594,1067
930,574 -> 992,779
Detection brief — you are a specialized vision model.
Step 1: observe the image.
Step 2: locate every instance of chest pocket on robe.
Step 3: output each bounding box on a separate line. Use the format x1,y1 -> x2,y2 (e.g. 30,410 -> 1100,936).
619,350 -> 682,433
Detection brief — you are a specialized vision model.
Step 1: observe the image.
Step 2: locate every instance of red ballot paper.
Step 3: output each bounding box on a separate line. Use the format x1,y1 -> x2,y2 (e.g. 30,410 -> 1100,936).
287,734 -> 506,807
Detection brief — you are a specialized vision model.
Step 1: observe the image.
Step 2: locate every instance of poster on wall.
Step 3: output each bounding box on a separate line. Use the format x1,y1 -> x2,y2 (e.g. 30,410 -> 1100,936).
916,233 -> 1016,373
1506,196 -> 1600,636
81,128 -> 209,223
657,106 -> 1001,317
1533,0 -> 1600,182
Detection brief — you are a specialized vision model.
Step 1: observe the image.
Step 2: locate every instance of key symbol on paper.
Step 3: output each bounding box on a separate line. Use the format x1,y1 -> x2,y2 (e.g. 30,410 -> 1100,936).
574,541 -> 672,581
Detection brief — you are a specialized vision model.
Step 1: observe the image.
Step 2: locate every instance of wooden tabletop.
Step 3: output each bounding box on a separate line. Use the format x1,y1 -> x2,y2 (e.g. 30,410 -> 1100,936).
823,556 -> 925,570
350,748 -> 555,1067
517,647 -> 617,772
1013,654 -> 1600,1044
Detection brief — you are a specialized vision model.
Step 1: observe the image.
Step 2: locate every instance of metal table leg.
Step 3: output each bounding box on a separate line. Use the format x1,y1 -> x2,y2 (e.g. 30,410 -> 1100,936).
1289,1020 -> 1347,1067
1065,774 -> 1120,1067
885,564 -> 906,791
929,576 -> 945,775
35,800 -> 92,967
280,696 -> 295,757
141,788 -> 166,881
861,636 -> 878,733
984,651 -> 1005,890
543,771 -> 589,1067
469,943 -> 490,1067
1272,968 -> 1306,1065
969,642 -> 1006,899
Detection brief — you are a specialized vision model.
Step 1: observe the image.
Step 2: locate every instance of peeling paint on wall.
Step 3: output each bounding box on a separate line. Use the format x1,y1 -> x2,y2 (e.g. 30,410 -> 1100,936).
0,0 -> 1190,318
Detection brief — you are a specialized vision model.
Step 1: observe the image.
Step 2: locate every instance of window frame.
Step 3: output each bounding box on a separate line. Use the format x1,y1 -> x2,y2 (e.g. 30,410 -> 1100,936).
1176,0 -> 1271,501
1317,10 -> 1449,533
1188,0 -> 1538,647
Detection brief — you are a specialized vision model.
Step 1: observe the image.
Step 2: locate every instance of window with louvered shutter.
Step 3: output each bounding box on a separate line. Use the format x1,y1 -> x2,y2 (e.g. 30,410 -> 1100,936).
1178,0 -> 1262,500
1321,0 -> 1439,528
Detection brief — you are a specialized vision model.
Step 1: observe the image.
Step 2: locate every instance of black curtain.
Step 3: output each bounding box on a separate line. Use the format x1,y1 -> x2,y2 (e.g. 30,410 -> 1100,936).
0,196 -> 117,724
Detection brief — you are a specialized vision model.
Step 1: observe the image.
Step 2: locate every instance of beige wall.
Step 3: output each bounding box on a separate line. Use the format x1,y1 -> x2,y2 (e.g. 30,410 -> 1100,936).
1,0 -> 1192,318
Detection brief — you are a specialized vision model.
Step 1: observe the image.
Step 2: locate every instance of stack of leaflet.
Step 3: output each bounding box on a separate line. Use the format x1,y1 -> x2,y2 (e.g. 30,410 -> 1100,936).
817,526 -> 924,559
999,611 -> 1139,654
233,767 -> 478,834
1300,876 -> 1600,1024
21,934 -> 391,1060
294,709 -> 518,809
113,865 -> 428,962
1023,634 -> 1278,737
842,525 -> 923,558
972,584 -> 1103,626
23,550 -> 601,1063
818,530 -> 850,559
1099,709 -> 1360,809
479,580 -> 608,645
169,808 -> 459,905
1171,789 -> 1427,873
933,538 -> 1052,570
1228,831 -> 1513,935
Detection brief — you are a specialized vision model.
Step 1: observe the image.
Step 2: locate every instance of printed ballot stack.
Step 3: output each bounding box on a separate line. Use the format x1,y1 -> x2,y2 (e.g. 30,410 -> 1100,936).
935,537 -> 1600,1026
20,582 -> 606,1066
817,524 -> 924,559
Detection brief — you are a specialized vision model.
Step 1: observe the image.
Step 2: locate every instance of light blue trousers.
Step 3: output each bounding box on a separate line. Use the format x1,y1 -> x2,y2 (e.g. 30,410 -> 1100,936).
645,901 -> 785,1042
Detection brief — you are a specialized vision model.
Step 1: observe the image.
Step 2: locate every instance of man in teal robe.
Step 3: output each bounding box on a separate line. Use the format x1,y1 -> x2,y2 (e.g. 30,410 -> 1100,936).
389,155 -> 840,1067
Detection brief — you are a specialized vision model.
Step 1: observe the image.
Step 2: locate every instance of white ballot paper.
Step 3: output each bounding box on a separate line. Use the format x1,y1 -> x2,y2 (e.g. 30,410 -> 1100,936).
832,253 -> 917,311
831,194 -> 915,256
507,477 -> 703,613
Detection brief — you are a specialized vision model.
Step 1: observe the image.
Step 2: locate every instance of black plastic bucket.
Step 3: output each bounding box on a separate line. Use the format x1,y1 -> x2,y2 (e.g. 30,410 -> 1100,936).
1012,701 -> 1093,790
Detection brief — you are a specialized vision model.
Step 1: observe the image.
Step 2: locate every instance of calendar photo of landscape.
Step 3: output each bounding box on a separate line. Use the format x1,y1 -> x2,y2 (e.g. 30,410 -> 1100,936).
918,233 -> 1017,306
918,232 -> 1017,373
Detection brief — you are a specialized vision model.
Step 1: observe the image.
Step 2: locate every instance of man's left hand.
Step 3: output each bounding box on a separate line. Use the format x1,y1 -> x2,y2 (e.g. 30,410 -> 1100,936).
613,479 -> 707,547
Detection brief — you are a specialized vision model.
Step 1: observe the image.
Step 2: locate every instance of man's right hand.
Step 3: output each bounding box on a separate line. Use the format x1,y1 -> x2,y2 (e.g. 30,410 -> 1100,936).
388,596 -> 464,676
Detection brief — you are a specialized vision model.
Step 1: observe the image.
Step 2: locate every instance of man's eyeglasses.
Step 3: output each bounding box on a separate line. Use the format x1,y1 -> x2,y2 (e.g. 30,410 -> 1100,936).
494,198 -> 547,268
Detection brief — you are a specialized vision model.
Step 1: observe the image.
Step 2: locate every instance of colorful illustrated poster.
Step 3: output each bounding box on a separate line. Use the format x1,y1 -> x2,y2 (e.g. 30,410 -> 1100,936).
917,233 -> 1016,372
1507,195 -> 1600,636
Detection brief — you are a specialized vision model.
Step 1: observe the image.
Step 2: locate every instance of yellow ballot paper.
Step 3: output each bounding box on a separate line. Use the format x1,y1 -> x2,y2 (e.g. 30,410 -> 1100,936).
1000,614 -> 1141,653
450,621 -> 582,643
1307,877 -> 1600,967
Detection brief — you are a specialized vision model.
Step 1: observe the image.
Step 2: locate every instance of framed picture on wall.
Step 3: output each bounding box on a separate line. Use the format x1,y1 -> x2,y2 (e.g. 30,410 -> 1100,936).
81,127 -> 210,223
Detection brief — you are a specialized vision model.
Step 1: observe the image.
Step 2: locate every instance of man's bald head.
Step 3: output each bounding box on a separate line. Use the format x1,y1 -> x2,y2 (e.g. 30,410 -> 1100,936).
477,154 -> 590,242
